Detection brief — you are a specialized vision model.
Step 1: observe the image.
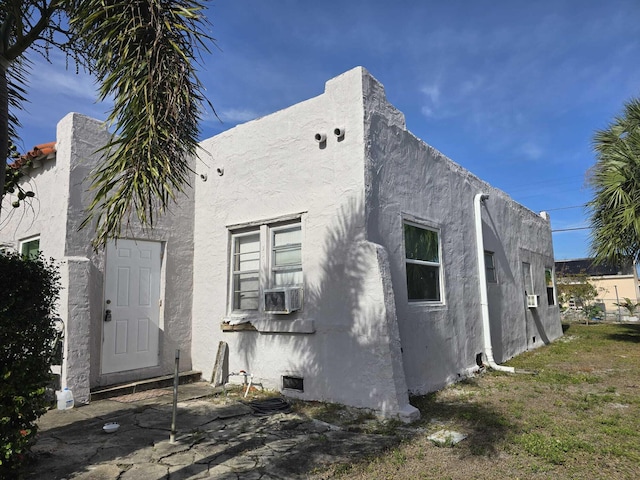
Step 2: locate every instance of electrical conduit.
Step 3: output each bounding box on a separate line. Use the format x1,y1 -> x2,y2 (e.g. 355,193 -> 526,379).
474,193 -> 515,373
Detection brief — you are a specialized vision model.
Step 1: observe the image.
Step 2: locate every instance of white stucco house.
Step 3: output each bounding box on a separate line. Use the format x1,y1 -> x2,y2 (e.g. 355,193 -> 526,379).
0,67 -> 562,420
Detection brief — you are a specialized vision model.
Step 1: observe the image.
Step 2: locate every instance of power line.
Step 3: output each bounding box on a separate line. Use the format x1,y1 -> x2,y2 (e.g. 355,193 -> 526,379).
552,227 -> 590,232
543,204 -> 588,212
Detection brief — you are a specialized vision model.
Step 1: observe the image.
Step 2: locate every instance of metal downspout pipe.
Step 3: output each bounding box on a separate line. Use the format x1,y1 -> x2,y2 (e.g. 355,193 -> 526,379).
474,193 -> 515,373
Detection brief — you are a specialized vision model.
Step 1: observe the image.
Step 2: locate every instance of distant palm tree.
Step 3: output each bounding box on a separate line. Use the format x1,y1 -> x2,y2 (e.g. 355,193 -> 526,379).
1,0 -> 214,245
614,297 -> 640,316
588,98 -> 640,265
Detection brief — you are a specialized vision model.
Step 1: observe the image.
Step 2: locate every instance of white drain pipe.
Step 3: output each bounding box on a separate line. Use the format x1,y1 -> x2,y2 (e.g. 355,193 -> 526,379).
474,193 -> 515,373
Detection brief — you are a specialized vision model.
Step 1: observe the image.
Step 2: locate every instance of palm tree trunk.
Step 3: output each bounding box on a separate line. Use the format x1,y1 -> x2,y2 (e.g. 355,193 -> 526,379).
0,63 -> 8,212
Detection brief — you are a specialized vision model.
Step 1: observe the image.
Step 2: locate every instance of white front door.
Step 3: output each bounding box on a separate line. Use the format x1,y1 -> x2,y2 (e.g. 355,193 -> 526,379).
102,239 -> 162,374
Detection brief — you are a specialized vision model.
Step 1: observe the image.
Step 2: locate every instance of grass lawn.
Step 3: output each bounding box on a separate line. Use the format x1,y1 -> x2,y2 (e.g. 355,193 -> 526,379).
314,322 -> 640,479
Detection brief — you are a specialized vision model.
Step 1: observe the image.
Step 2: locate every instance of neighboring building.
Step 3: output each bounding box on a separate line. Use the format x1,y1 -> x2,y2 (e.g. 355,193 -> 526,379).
555,258 -> 639,315
0,67 -> 563,420
191,67 -> 562,420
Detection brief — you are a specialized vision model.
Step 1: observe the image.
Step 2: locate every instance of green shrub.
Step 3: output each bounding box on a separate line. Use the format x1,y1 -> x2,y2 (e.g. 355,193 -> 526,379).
0,251 -> 60,477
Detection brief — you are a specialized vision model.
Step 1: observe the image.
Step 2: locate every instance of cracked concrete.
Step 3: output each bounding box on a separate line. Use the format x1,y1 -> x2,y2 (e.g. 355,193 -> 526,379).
24,383 -> 401,479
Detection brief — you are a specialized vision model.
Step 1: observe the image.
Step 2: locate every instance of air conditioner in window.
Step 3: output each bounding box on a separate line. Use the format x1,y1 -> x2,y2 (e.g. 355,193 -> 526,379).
527,294 -> 539,308
264,287 -> 302,314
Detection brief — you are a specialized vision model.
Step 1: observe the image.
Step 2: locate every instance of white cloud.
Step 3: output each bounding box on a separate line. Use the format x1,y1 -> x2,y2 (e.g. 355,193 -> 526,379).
459,76 -> 484,96
518,142 -> 544,160
29,57 -> 98,101
220,108 -> 261,123
420,83 -> 440,104
419,82 -> 443,118
420,105 -> 434,118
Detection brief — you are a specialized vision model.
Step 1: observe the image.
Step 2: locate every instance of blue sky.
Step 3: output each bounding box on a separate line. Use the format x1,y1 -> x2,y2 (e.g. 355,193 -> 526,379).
14,0 -> 640,260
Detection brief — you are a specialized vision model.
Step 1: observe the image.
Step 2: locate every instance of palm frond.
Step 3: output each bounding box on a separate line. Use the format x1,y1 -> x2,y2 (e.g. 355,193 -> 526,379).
71,0 -> 215,246
588,97 -> 640,265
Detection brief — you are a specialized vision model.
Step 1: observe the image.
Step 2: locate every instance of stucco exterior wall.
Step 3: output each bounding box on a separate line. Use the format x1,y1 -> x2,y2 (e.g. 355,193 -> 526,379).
192,66 -> 561,417
361,72 -> 562,394
1,113 -> 196,403
192,68 -> 418,420
61,114 -> 197,398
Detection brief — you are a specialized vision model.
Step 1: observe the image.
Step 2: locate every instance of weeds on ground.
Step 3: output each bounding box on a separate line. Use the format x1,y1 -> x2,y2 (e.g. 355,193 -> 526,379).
313,323 -> 640,480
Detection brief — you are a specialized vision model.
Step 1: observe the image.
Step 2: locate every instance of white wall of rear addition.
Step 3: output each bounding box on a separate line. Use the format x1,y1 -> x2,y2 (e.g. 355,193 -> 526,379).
362,77 -> 562,394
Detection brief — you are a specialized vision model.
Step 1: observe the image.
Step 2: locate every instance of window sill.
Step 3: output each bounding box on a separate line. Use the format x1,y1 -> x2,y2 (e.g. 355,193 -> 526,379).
221,323 -> 257,332
407,301 -> 447,309
220,318 -> 315,334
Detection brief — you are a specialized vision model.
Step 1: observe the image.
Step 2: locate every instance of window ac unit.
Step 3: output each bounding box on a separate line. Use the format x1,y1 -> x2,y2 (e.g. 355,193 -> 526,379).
527,294 -> 539,308
264,287 -> 302,314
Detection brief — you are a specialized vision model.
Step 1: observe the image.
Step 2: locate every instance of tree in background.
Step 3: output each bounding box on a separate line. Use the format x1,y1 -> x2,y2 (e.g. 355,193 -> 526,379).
556,273 -> 599,311
0,0 -> 214,245
588,98 -> 640,266
556,273 -> 603,324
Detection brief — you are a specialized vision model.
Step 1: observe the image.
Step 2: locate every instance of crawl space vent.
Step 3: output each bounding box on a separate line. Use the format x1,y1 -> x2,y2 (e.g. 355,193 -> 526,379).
282,376 -> 304,392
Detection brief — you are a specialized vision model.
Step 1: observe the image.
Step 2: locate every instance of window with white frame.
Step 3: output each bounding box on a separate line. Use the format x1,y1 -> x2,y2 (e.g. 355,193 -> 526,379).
404,221 -> 442,302
271,225 -> 302,286
20,236 -> 40,259
545,268 -> 556,305
485,251 -> 497,283
231,232 -> 260,311
229,220 -> 302,313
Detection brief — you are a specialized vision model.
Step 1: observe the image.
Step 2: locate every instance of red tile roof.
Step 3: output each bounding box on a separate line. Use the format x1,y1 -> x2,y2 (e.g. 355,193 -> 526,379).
8,142 -> 56,169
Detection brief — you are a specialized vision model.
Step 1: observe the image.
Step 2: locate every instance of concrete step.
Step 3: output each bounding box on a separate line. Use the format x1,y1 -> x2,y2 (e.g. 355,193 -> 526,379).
90,370 -> 202,401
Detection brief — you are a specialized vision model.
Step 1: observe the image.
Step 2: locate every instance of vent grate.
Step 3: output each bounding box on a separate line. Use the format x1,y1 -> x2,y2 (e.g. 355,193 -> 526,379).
282,375 -> 304,392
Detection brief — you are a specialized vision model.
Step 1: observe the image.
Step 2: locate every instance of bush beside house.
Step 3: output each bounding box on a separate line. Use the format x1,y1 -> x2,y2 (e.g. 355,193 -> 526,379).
0,252 -> 60,476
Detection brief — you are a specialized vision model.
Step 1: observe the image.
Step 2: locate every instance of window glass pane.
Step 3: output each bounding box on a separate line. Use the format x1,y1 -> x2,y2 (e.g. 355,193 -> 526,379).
404,224 -> 438,262
21,239 -> 40,259
523,262 -> 532,294
234,234 -> 260,272
233,272 -> 259,310
273,226 -> 301,246
547,287 -> 555,306
274,269 -> 303,287
406,263 -> 440,301
272,224 -> 302,286
485,252 -> 497,283
545,268 -> 555,305
232,232 -> 260,310
274,246 -> 302,266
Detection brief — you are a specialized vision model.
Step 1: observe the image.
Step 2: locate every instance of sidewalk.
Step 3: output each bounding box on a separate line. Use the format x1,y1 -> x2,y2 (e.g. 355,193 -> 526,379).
25,382 -> 400,479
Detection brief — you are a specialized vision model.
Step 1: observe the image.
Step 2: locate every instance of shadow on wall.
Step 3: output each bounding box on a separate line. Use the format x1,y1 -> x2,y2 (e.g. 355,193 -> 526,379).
301,196 -> 370,403
530,308 -> 551,345
236,196 -> 407,412
482,215 -> 515,363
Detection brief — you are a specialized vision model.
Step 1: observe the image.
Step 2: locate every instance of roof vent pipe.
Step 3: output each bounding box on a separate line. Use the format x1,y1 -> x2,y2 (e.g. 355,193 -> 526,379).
474,193 -> 515,373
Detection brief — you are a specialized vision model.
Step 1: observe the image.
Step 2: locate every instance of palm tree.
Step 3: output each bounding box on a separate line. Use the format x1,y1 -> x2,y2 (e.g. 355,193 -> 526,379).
1,0 -> 214,245
614,297 -> 640,316
588,98 -> 640,266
